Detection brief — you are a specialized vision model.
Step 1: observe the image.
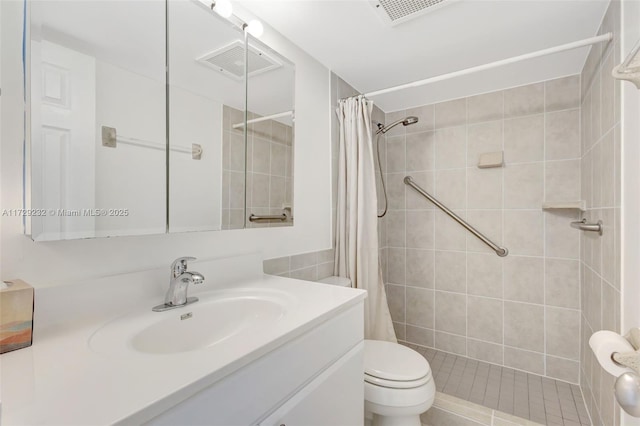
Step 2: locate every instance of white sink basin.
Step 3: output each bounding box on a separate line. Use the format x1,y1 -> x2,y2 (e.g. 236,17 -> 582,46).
89,288 -> 293,355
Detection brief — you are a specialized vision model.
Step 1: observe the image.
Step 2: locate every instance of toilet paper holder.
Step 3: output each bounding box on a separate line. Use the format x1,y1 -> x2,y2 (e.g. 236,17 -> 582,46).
611,328 -> 640,374
607,329 -> 640,417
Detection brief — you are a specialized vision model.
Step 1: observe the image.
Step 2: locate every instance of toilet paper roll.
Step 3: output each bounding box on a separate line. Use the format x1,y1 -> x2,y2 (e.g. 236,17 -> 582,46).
590,330 -> 636,376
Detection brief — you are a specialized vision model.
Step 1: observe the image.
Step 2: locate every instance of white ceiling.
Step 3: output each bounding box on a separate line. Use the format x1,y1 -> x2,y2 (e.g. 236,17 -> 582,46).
238,0 -> 611,111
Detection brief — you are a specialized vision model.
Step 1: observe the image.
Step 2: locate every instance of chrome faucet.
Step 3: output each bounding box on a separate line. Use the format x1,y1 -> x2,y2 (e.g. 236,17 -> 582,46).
152,257 -> 204,312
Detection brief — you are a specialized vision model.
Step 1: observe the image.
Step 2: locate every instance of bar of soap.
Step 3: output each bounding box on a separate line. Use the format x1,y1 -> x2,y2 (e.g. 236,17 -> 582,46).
478,151 -> 504,168
0,280 -> 34,354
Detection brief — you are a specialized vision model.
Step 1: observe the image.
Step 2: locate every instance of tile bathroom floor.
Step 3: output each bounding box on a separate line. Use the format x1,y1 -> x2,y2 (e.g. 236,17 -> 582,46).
404,344 -> 591,426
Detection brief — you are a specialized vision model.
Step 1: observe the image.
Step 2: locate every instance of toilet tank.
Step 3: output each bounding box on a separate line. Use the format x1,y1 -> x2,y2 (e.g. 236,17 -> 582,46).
317,276 -> 352,287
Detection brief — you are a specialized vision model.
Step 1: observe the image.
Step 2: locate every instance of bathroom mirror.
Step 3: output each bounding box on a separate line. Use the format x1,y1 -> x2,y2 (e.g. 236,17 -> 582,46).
27,0 -> 167,240
167,0 -> 247,232
26,0 -> 295,239
245,34 -> 295,228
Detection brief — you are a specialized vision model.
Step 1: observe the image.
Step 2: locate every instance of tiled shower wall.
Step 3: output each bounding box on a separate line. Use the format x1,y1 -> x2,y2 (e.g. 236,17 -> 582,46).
221,106 -> 246,230
579,1 -> 622,425
380,76 -> 584,384
221,105 -> 294,230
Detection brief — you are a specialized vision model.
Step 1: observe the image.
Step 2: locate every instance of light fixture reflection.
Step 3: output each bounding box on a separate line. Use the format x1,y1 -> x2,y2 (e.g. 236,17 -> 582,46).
212,0 -> 233,18
246,19 -> 264,37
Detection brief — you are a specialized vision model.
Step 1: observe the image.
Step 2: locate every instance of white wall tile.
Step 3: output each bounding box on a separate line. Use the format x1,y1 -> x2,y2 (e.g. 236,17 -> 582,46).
406,249 -> 435,288
545,159 -> 581,203
435,98 -> 467,128
386,136 -> 406,173
468,91 -> 504,124
546,109 -> 581,160
407,287 -> 434,328
467,339 -> 503,364
406,210 -> 434,249
467,168 -> 503,210
504,82 -> 544,118
545,211 -> 580,259
504,114 -> 544,163
435,331 -> 467,356
504,256 -> 544,304
545,75 -> 580,112
435,169 -> 467,209
467,296 -> 503,343
504,163 -> 544,209
435,291 -> 467,335
434,210 -> 467,251
546,307 -> 580,359
545,259 -> 580,309
467,121 -> 503,167
406,131 -> 435,171
504,210 -> 544,256
504,301 -> 544,352
467,253 -> 503,298
435,250 -> 466,293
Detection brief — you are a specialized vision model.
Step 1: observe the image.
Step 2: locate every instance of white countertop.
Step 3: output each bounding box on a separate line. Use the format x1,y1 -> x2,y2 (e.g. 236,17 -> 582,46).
0,261 -> 365,425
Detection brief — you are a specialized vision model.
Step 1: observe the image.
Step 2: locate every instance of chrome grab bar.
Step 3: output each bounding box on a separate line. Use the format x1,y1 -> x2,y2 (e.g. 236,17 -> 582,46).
249,213 -> 287,222
570,218 -> 603,236
403,176 -> 509,257
249,207 -> 292,223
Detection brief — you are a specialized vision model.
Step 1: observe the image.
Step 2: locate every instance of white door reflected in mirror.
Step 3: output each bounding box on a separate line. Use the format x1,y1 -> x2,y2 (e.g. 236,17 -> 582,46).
28,0 -> 166,240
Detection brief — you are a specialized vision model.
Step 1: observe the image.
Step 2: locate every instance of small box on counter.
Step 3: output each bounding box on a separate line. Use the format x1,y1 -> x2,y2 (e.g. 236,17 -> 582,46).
0,280 -> 34,354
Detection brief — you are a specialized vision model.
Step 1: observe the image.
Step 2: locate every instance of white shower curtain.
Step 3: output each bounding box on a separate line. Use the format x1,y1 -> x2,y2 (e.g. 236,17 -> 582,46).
335,96 -> 397,343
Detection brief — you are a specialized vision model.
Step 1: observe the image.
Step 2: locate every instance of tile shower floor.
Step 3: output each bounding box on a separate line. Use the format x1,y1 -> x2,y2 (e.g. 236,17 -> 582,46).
405,344 -> 591,426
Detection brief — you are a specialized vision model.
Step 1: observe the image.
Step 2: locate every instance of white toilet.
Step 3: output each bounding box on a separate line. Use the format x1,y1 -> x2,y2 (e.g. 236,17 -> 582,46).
318,276 -> 436,426
363,339 -> 435,426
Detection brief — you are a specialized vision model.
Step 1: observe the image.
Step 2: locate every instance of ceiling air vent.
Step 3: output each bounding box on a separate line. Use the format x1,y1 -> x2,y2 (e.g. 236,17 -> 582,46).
197,40 -> 282,81
369,0 -> 456,26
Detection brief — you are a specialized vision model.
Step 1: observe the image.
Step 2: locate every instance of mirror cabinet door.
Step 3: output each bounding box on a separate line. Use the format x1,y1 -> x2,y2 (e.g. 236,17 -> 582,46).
28,0 -> 167,240
167,0 -> 246,232
27,1 -> 295,239
245,34 -> 295,229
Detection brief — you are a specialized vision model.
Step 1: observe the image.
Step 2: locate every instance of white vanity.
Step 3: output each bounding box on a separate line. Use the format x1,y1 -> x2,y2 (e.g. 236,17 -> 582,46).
0,254 -> 366,425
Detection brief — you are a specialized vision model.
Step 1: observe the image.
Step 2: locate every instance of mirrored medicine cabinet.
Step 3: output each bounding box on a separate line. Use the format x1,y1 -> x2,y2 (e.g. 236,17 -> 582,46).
25,0 -> 295,241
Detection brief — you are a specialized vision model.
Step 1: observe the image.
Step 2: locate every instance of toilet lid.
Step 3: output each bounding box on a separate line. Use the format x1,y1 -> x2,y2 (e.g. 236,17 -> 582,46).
364,340 -> 431,382
364,372 -> 431,389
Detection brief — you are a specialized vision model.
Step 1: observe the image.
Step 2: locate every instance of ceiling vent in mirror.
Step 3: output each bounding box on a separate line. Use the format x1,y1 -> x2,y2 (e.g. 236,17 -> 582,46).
197,40 -> 282,80
369,0 -> 456,26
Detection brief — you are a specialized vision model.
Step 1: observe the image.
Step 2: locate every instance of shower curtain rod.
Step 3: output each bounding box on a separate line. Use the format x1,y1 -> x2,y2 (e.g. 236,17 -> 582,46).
232,111 -> 294,129
359,33 -> 613,98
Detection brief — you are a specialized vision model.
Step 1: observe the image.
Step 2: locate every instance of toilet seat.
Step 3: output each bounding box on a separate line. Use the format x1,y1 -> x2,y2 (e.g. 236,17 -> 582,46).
364,340 -> 432,389
364,372 -> 430,389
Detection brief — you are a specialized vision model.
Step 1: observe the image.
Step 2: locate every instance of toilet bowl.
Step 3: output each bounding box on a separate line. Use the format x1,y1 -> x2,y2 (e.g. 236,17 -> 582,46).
317,276 -> 435,426
363,340 -> 435,426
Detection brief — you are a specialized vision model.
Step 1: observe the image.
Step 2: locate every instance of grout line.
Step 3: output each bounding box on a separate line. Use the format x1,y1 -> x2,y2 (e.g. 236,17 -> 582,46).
501,89 -> 506,368
543,79 -> 548,378
465,96 -> 469,358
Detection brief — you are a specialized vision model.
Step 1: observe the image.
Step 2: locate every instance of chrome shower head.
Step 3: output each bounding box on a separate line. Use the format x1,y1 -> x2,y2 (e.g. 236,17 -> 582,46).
376,116 -> 419,134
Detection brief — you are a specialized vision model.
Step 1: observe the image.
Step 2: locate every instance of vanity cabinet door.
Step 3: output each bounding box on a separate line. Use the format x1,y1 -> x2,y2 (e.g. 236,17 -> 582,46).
258,343 -> 364,426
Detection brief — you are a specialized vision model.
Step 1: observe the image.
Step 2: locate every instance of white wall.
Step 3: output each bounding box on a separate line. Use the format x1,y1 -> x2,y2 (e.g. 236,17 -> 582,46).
94,60 -> 166,237
169,87 -> 223,233
621,0 -> 640,422
0,0 -> 332,287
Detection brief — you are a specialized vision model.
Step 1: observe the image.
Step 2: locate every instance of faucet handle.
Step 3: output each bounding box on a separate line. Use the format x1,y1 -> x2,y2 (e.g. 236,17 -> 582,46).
171,256 -> 196,277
